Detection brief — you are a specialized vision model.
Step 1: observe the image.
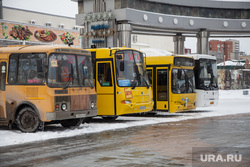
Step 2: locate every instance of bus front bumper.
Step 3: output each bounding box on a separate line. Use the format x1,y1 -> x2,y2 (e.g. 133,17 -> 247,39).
46,109 -> 98,121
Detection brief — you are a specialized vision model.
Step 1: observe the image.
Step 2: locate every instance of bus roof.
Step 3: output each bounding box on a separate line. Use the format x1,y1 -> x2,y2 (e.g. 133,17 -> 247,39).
146,55 -> 194,66
0,45 -> 90,55
186,54 -> 217,60
87,47 -> 143,59
138,48 -> 173,57
87,47 -> 142,52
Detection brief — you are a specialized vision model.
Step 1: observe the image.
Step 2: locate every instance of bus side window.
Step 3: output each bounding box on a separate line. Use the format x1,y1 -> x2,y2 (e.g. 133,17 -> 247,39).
98,63 -> 112,86
146,69 -> 152,86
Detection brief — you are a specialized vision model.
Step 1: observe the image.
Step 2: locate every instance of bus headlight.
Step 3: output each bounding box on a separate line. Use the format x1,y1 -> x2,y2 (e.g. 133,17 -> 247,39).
90,101 -> 96,109
61,103 -> 67,111
121,100 -> 131,104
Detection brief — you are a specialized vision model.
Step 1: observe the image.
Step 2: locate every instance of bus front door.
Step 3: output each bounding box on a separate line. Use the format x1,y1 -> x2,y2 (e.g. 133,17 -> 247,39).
156,67 -> 169,111
96,61 -> 115,116
0,61 -> 7,120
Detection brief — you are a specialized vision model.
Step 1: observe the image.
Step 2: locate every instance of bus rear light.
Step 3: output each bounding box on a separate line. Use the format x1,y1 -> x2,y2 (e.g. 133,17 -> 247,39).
121,100 -> 131,104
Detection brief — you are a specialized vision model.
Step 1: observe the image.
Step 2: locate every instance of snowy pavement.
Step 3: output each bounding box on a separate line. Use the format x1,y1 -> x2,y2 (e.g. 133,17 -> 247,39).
0,89 -> 249,147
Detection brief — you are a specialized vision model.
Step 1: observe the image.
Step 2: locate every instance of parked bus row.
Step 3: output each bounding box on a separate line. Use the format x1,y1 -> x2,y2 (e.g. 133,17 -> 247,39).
144,51 -> 219,109
0,45 -> 218,133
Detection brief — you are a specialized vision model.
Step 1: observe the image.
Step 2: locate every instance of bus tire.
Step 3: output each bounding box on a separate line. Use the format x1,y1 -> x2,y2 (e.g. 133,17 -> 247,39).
102,116 -> 118,121
16,107 -> 44,133
82,117 -> 92,124
60,118 -> 83,128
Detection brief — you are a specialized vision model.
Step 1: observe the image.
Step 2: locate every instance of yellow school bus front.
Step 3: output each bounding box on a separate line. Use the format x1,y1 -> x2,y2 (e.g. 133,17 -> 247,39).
146,55 -> 197,113
115,86 -> 153,115
88,47 -> 153,116
169,86 -> 197,113
0,45 -> 97,132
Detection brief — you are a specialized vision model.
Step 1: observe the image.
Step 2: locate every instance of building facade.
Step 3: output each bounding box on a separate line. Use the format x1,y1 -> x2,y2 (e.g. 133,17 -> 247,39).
74,0 -> 250,54
0,6 -> 81,47
209,39 -> 241,61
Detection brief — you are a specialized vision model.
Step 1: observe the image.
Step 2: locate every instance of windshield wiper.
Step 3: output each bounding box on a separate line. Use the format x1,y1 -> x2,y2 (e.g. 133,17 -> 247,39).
208,62 -> 217,89
142,77 -> 149,89
64,64 -> 73,89
132,63 -> 141,89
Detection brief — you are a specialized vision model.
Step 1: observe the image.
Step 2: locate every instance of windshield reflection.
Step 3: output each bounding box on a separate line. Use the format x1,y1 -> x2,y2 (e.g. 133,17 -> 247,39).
115,50 -> 149,88
197,59 -> 218,90
172,69 -> 196,94
48,53 -> 93,88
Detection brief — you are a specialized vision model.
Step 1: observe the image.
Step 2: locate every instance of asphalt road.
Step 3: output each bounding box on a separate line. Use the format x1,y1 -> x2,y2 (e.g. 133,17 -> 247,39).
0,113 -> 250,167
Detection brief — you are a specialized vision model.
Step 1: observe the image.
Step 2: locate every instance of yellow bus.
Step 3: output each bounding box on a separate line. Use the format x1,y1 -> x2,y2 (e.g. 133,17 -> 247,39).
87,47 -> 154,120
0,45 -> 98,132
146,55 -> 197,113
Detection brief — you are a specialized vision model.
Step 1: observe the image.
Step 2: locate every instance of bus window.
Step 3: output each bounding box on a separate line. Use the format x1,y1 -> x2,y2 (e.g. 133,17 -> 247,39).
98,63 -> 112,86
48,54 -> 80,87
147,69 -> 152,86
77,55 -> 94,87
198,59 -> 218,89
157,69 -> 168,101
172,69 -> 195,94
8,54 -> 46,84
115,50 -> 148,87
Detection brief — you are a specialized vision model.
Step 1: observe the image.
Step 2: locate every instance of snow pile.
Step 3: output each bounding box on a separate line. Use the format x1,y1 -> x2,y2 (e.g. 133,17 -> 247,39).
0,89 -> 249,147
217,60 -> 245,67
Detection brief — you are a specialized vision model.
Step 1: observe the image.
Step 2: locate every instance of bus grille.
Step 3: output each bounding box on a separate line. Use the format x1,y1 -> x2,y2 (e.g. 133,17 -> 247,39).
71,95 -> 90,111
55,95 -> 96,111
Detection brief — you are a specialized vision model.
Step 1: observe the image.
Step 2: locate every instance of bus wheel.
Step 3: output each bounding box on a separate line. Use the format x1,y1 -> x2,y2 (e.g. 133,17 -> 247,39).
82,117 -> 92,124
16,107 -> 43,133
60,118 -> 83,128
102,116 -> 118,121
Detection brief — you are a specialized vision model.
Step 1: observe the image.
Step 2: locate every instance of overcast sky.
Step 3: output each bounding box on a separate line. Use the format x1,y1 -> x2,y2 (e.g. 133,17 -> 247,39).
2,0 -> 78,17
2,0 -> 250,54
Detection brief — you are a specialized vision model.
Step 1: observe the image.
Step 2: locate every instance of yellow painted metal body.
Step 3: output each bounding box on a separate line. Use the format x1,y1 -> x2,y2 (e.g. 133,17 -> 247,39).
0,45 -> 97,126
146,55 -> 197,113
87,48 -> 154,116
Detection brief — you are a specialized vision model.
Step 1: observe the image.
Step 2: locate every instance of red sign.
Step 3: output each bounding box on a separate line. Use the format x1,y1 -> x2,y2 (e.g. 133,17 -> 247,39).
124,88 -> 133,99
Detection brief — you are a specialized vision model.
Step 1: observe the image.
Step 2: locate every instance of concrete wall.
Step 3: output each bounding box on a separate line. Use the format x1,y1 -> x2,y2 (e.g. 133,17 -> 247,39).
3,7 -> 77,30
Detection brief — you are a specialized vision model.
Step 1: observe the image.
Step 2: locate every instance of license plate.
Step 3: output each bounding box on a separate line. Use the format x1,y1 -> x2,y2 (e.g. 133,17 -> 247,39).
76,114 -> 86,118
140,106 -> 146,110
210,102 -> 214,105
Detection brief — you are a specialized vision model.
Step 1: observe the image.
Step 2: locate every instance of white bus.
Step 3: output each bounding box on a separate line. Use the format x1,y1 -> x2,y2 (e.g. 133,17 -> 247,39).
188,54 -> 219,107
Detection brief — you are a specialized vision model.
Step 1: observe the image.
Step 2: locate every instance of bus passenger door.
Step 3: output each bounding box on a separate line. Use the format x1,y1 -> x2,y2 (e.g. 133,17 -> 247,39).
156,67 -> 169,111
0,61 -> 7,120
146,68 -> 155,110
96,61 -> 115,115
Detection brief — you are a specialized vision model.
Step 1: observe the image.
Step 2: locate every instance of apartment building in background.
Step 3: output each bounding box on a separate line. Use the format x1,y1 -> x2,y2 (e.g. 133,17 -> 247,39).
209,39 -> 241,63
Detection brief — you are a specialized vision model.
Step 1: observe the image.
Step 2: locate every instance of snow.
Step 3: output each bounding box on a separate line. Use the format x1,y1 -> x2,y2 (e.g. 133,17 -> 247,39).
0,89 -> 250,147
217,60 -> 245,67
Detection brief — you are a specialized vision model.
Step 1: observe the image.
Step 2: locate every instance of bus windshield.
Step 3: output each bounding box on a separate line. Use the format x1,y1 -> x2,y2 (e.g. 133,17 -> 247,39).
48,53 -> 93,88
115,50 -> 149,88
197,59 -> 218,90
172,69 -> 195,94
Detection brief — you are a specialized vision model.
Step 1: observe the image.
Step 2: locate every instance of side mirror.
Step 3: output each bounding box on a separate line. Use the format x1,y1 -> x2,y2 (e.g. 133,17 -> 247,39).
177,69 -> 182,79
37,59 -> 43,72
120,61 -> 124,71
207,64 -> 212,73
116,54 -> 123,60
0,62 -> 7,91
